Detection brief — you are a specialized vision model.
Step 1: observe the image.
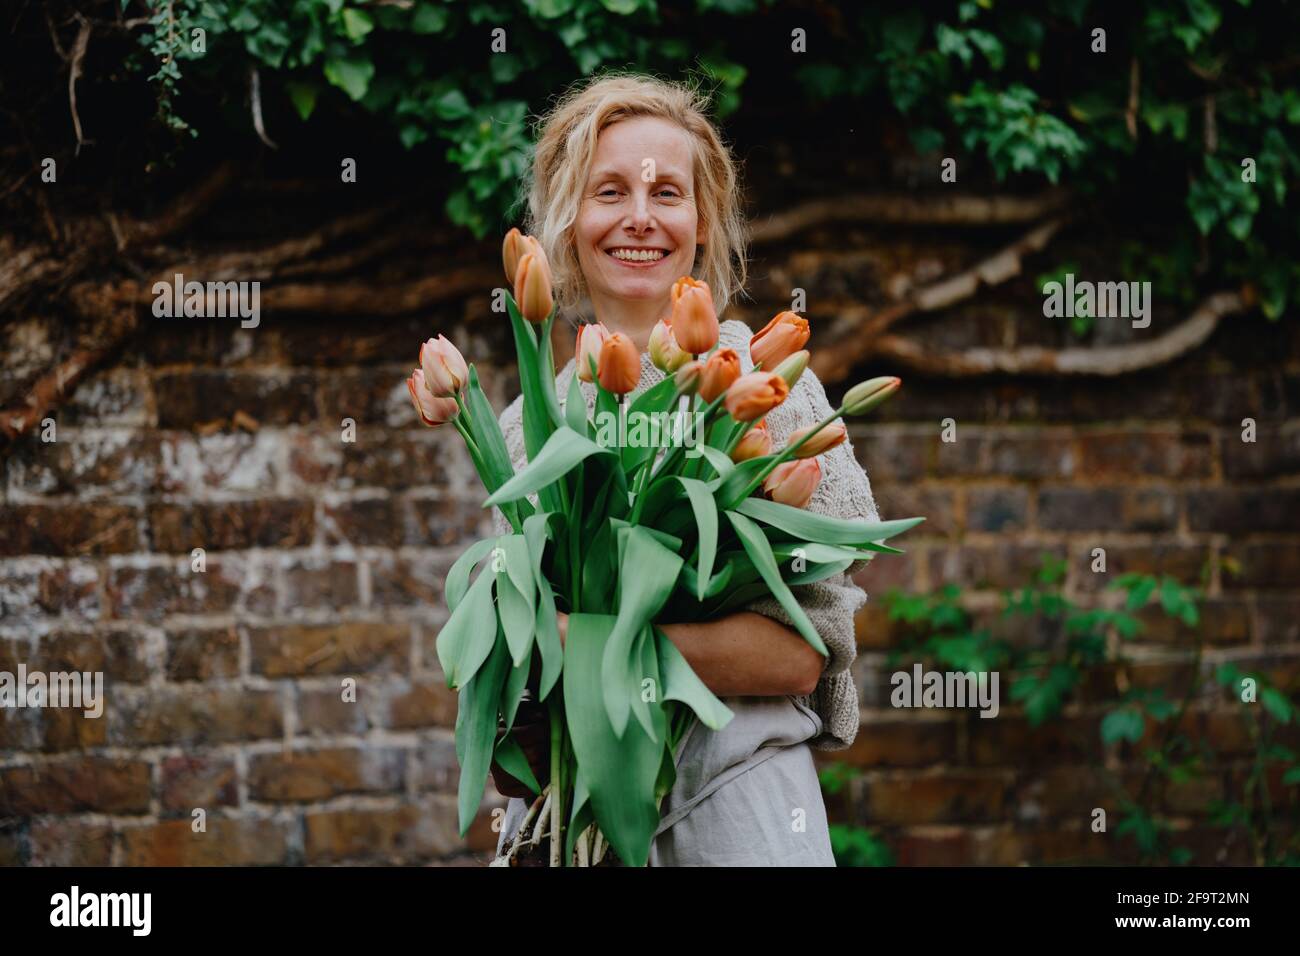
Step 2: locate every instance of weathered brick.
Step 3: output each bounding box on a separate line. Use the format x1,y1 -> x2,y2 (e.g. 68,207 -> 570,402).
248,621 -> 408,677
297,684 -> 370,736
406,497 -> 495,547
1136,598 -> 1250,646
8,431 -> 160,496
1187,488 -> 1300,533
1079,430 -> 1212,479
1222,425 -> 1300,479
1073,543 -> 1210,593
840,718 -> 955,768
863,770 -> 1011,824
983,432 -> 1078,479
927,543 -> 1067,591
0,561 -> 101,622
149,499 -> 315,552
247,747 -> 404,802
1223,542 -> 1300,590
965,485 -> 1028,532
1037,487 -> 1124,531
159,755 -> 238,812
0,503 -> 140,556
1015,766 -> 1141,822
303,796 -> 461,863
107,559 -> 274,620
0,757 -> 150,815
1123,488 -> 1180,532
166,625 -> 241,681
34,629 -> 150,683
60,368 -> 150,427
417,733 -> 459,793
321,497 -> 401,546
851,430 -> 930,483
385,677 -> 458,730
283,557 -> 359,611
874,486 -> 955,537
154,370 -> 317,428
28,820 -> 114,866
969,714 -> 1104,766
891,826 -> 972,866
109,685 -> 283,746
1254,596 -> 1300,644
370,552 -> 454,608
119,816 -> 292,866
158,430 -> 283,493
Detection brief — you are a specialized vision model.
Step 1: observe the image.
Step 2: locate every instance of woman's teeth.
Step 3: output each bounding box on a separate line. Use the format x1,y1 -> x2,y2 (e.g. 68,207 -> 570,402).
608,248 -> 667,262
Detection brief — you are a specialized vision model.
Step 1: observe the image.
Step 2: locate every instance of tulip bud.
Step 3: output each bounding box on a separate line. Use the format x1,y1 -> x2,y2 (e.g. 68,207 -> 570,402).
502,228 -> 526,283
515,251 -> 554,323
723,371 -> 789,423
698,348 -> 741,403
575,322 -> 611,383
419,334 -> 469,397
750,311 -> 810,370
772,349 -> 809,390
731,419 -> 771,462
787,420 -> 846,459
762,458 -> 822,509
648,318 -> 691,373
407,370 -> 460,427
597,332 -> 640,395
674,360 -> 703,395
669,276 -> 719,354
843,376 -> 901,415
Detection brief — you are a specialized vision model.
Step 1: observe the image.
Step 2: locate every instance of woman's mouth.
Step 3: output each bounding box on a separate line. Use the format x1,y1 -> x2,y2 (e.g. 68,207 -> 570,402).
605,247 -> 670,268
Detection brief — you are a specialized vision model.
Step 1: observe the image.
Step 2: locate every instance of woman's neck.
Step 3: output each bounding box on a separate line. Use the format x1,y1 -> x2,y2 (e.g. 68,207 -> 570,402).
589,293 -> 670,351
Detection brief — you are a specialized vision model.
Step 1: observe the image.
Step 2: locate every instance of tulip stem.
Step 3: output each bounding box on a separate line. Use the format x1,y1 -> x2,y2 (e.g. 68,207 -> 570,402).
726,404 -> 847,507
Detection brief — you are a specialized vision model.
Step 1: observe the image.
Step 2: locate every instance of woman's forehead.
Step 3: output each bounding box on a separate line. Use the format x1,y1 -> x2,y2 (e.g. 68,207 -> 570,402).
590,116 -> 694,180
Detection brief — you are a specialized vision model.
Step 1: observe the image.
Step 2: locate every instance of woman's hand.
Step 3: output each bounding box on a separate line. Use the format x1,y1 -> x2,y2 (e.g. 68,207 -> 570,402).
489,611 -> 568,799
491,699 -> 551,799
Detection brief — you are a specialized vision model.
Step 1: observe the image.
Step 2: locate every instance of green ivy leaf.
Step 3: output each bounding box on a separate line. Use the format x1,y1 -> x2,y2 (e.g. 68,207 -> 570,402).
323,56 -> 375,101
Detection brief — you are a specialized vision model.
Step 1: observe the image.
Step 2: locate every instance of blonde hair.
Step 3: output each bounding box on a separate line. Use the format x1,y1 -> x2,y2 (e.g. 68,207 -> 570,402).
522,71 -> 749,321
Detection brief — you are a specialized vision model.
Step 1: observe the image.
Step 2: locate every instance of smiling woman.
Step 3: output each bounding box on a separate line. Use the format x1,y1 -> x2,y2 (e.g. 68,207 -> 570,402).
486,73 -> 884,867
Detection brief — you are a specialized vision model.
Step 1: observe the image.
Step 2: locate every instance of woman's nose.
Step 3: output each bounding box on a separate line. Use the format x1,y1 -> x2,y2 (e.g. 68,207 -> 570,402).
626,191 -> 654,232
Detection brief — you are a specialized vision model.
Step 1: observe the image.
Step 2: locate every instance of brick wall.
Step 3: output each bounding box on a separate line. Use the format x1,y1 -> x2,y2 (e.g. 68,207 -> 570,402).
2,184 -> 1298,866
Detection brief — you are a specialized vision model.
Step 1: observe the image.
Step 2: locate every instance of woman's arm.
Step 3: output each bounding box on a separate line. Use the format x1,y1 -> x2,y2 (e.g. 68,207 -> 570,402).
557,611 -> 823,697
659,613 -> 824,697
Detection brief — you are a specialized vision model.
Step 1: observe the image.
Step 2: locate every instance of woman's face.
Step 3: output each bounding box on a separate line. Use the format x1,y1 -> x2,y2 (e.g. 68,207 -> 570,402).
574,116 -> 705,317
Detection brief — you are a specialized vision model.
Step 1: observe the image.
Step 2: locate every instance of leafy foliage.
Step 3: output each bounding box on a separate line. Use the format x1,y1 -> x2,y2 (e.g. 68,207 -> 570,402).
110,1 -> 1300,317
833,557 -> 1300,865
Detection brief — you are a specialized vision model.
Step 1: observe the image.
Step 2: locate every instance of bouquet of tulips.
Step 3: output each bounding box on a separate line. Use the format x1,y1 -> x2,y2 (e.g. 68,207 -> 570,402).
407,228 -> 923,867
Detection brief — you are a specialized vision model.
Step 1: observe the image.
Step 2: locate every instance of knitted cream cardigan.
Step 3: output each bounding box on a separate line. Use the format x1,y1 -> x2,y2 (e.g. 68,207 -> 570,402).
490,318 -> 880,751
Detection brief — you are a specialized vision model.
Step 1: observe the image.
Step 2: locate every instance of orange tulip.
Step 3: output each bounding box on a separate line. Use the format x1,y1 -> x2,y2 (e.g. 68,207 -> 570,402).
418,334 -> 469,397
597,332 -> 640,395
575,322 -> 611,382
750,311 -> 810,369
669,276 -> 719,354
723,371 -> 789,422
787,420 -> 846,458
763,458 -> 822,509
514,251 -> 554,323
502,228 -> 526,283
648,318 -> 690,373
731,419 -> 772,462
502,231 -> 545,279
407,370 -> 459,427
698,348 -> 740,403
